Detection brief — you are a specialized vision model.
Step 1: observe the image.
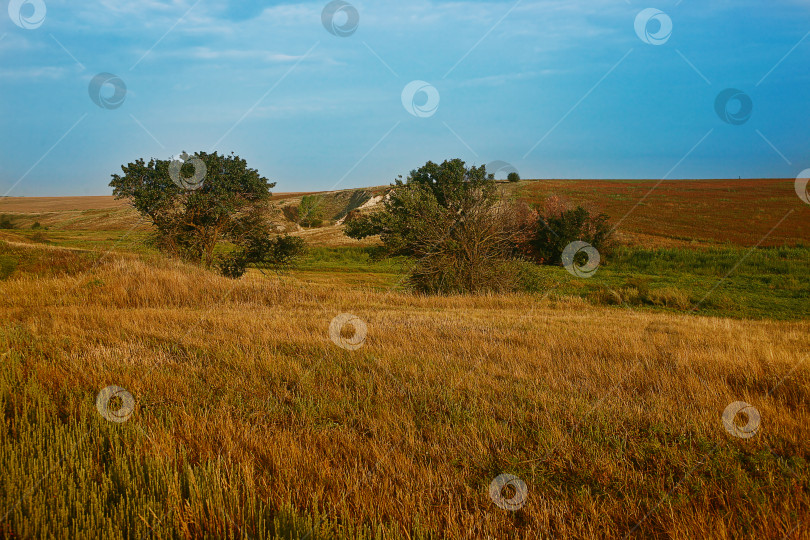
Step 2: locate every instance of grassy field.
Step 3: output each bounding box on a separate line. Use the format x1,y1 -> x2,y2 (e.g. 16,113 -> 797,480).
0,180 -> 808,538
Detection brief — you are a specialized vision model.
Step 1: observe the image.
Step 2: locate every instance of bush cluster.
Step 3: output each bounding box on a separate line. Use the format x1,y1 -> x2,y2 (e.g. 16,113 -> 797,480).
345,159 -> 616,294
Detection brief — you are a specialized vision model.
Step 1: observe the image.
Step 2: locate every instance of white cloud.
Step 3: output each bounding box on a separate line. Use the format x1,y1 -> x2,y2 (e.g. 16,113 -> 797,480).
0,66 -> 71,79
458,69 -> 562,87
184,47 -> 305,63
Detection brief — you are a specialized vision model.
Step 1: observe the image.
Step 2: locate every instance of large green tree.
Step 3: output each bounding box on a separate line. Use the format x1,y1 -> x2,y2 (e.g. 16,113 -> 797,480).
345,159 -> 528,293
110,151 -> 275,268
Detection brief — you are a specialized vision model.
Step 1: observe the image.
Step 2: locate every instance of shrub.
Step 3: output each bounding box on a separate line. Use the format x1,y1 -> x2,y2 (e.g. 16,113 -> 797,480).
405,201 -> 531,294
507,172 -> 520,182
251,235 -> 306,269
408,257 -> 519,294
0,215 -> 16,229
530,206 -> 615,265
343,210 -> 377,239
31,221 -> 42,229
218,255 -> 247,279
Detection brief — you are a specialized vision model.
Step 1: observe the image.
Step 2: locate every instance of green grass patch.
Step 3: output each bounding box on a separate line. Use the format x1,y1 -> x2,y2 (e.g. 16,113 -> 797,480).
288,245 -> 810,320
524,245 -> 810,320
298,246 -> 407,274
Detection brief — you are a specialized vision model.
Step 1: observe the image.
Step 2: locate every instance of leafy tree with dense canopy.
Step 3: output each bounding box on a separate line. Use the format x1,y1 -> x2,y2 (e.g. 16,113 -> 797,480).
110,151 -> 303,277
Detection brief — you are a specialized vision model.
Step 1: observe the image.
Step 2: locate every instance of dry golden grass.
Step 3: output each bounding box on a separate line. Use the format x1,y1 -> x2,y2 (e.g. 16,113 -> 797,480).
0,194 -> 317,212
0,193 -> 321,234
0,241 -> 807,538
0,196 -> 127,212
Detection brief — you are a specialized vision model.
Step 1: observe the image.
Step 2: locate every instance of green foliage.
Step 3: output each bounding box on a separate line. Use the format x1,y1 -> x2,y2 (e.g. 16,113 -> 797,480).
109,151 -> 275,268
345,159 -> 526,293
507,172 -> 520,182
531,206 -> 615,265
345,159 -> 496,255
343,211 -> 379,239
298,195 -> 324,227
31,221 -> 42,229
254,234 -> 307,267
218,234 -> 306,279
218,253 -> 249,279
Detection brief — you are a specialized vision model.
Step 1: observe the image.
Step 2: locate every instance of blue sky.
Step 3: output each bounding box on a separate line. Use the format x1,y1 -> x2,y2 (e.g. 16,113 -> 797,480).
1,0 -> 809,195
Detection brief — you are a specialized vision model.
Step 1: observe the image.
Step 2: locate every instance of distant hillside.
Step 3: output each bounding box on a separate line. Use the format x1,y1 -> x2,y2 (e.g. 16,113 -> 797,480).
0,179 -> 805,247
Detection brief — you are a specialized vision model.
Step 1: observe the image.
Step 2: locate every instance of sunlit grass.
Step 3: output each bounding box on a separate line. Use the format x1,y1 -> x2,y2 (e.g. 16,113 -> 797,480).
0,242 -> 807,538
